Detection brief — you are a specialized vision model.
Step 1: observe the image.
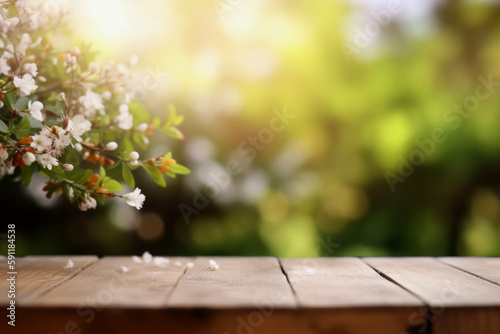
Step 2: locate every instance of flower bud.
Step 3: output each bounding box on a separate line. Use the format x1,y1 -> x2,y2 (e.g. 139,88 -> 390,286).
136,123 -> 148,132
105,141 -> 118,151
74,143 -> 83,152
129,151 -> 139,161
12,109 -> 19,119
74,46 -> 81,57
62,163 -> 74,171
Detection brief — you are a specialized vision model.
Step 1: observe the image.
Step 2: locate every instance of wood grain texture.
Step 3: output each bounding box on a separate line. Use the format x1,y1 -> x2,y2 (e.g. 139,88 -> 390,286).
10,307 -> 423,334
364,257 -> 500,307
168,257 -> 296,308
280,257 -> 423,307
0,256 -> 97,305
30,256 -> 191,307
439,257 -> 500,285
365,257 -> 500,334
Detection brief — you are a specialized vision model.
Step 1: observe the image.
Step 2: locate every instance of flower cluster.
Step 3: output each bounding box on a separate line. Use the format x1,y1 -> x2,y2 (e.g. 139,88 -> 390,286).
0,1 -> 189,210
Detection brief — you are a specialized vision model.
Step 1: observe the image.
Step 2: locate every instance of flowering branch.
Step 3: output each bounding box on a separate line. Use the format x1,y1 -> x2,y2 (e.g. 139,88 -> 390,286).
0,0 -> 189,211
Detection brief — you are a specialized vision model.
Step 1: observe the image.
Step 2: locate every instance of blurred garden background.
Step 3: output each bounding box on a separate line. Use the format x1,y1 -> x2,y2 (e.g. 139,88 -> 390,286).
2,0 -> 500,257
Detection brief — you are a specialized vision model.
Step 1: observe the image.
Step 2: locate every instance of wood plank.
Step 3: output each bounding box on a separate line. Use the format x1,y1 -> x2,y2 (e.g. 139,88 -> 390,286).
280,257 -> 423,307
0,256 -> 98,305
364,257 -> 500,307
30,256 -> 190,307
168,257 -> 296,308
12,308 -> 430,334
365,257 -> 500,334
439,257 -> 500,285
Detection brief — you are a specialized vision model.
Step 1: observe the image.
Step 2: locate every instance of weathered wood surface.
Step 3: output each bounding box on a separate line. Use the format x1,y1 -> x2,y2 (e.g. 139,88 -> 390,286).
365,257 -> 500,334
0,256 -> 498,334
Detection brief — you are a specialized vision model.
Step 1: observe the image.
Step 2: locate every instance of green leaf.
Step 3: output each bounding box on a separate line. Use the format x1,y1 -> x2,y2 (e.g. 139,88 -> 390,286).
15,96 -> 30,111
96,195 -> 105,205
13,116 -> 31,140
142,164 -> 166,187
169,163 -> 190,175
103,178 -> 124,193
20,164 -> 36,186
4,90 -> 16,110
164,152 -> 172,160
152,116 -> 161,128
0,119 -> 8,133
122,163 -> 135,189
45,101 -> 64,116
40,165 -> 65,179
174,115 -> 184,125
100,166 -> 106,178
128,100 -> 150,126
18,112 -> 42,129
163,126 -> 184,140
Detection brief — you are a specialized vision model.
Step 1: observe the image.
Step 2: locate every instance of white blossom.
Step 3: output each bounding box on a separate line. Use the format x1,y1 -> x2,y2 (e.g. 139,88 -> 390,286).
105,141 -> 118,151
31,133 -> 52,152
129,151 -> 139,161
67,115 -> 91,142
142,251 -> 152,264
14,74 -> 37,95
132,256 -> 143,264
28,100 -> 43,121
79,90 -> 104,117
61,163 -> 74,171
136,123 -> 148,132
78,193 -> 97,211
23,63 -> 37,77
116,104 -> 133,130
123,188 -> 146,210
64,259 -> 74,269
0,57 -> 11,75
208,259 -> 219,271
37,153 -> 58,170
121,266 -> 130,273
22,152 -> 36,166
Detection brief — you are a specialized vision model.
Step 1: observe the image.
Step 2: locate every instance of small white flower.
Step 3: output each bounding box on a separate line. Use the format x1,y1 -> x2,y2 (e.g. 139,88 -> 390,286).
67,115 -> 91,142
79,90 -> 104,117
88,62 -> 100,74
0,57 -> 11,75
31,134 -> 52,152
186,262 -> 195,269
65,53 -> 76,67
142,251 -> 153,264
37,153 -> 58,170
136,123 -> 148,132
123,188 -> 146,210
22,152 -> 36,166
64,259 -> 74,269
153,257 -> 169,266
129,151 -> 139,161
208,259 -> 219,271
78,193 -> 97,211
132,256 -> 143,264
14,74 -> 37,96
116,104 -> 133,130
23,63 -> 37,77
62,163 -> 74,171
105,141 -> 118,151
28,100 -> 44,121
121,265 -> 130,273
304,268 -> 316,276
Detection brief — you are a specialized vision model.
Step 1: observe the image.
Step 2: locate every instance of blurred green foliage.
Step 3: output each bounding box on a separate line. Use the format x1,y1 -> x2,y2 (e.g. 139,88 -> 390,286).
2,0 -> 500,257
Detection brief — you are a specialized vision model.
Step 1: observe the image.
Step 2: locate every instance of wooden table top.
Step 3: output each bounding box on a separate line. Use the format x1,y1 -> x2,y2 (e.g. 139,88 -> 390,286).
1,256 -> 499,334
